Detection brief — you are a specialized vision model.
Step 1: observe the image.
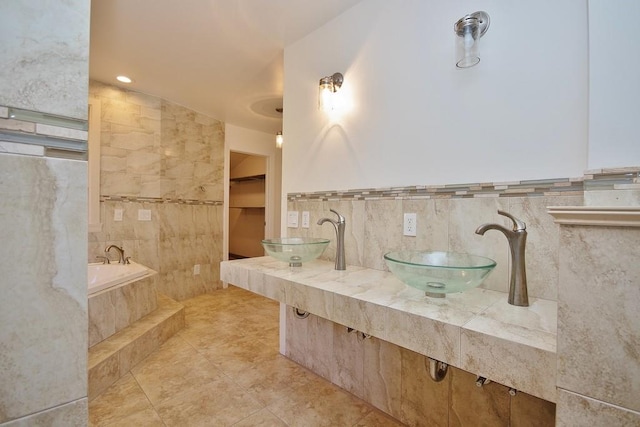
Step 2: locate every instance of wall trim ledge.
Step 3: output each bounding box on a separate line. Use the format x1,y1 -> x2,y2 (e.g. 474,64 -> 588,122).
547,206 -> 640,227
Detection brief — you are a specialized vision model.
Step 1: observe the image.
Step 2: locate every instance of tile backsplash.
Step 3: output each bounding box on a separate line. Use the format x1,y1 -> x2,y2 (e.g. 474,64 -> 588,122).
287,168 -> 640,302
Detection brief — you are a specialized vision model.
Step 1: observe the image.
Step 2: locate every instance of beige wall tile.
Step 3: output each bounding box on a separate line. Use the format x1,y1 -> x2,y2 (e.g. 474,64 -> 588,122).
1,398 -> 87,427
511,389 -> 556,427
88,291 -> 116,347
0,156 -> 87,423
556,389 -> 640,427
400,347 -> 450,426
449,367 -> 510,427
557,225 -> 640,411
363,337 -> 402,420
331,324 -> 365,399
507,195 -> 582,300
448,197 -> 510,293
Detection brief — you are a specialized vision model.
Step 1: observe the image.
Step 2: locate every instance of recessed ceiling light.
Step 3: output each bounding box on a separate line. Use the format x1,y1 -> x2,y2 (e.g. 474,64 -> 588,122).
116,75 -> 132,83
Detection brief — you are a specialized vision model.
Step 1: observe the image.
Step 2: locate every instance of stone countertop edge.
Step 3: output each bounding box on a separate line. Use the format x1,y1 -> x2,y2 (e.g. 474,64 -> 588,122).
220,256 -> 557,403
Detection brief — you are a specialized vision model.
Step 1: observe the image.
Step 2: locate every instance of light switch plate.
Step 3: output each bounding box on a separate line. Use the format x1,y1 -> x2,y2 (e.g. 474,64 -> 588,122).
114,208 -> 123,221
287,211 -> 299,228
193,264 -> 201,275
138,209 -> 151,221
302,211 -> 310,228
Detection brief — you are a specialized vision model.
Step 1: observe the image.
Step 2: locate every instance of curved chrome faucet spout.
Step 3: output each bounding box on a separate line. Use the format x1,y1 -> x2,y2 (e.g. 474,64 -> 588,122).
475,210 -> 529,306
317,209 -> 346,270
105,244 -> 129,264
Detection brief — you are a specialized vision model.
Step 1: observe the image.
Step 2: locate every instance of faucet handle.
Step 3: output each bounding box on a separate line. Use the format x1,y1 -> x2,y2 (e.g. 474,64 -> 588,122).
497,210 -> 526,231
329,209 -> 345,223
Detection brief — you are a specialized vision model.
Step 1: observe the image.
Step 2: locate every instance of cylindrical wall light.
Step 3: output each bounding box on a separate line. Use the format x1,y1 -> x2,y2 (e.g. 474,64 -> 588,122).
276,131 -> 283,148
318,72 -> 344,112
454,11 -> 490,68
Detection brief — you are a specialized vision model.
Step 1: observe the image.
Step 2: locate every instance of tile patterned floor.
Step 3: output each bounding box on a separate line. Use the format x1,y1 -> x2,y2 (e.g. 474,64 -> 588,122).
89,285 -> 404,426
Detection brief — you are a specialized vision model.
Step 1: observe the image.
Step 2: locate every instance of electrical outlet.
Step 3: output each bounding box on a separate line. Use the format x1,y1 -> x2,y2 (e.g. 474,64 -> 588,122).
302,211 -> 310,228
138,209 -> 151,221
193,264 -> 201,275
114,208 -> 123,221
287,211 -> 299,228
403,213 -> 417,236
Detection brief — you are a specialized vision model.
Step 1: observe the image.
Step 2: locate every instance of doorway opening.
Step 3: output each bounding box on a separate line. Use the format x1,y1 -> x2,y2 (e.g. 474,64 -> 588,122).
228,152 -> 266,259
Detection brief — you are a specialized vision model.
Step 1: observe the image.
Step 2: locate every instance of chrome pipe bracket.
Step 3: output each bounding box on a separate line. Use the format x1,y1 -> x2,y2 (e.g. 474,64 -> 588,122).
476,376 -> 491,387
293,307 -> 310,319
426,357 -> 449,382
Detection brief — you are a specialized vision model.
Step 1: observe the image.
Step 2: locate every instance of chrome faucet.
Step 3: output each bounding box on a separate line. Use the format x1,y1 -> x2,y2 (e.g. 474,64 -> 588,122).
317,209 -> 346,270
475,210 -> 529,307
105,244 -> 129,264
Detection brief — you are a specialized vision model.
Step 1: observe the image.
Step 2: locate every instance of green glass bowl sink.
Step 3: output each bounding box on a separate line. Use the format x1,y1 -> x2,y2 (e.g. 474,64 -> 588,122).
384,251 -> 496,297
261,237 -> 330,267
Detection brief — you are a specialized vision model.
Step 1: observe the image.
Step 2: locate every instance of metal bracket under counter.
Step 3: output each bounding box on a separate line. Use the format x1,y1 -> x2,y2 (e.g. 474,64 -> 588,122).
220,256 -> 558,403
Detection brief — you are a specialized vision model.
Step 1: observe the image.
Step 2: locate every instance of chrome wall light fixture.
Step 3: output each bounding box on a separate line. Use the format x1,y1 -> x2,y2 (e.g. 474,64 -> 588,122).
276,131 -> 283,148
318,72 -> 344,112
454,11 -> 490,68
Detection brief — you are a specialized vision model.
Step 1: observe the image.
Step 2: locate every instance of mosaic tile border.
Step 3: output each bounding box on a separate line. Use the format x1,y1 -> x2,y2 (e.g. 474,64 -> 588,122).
101,195 -> 223,206
0,105 -> 88,158
288,168 -> 640,202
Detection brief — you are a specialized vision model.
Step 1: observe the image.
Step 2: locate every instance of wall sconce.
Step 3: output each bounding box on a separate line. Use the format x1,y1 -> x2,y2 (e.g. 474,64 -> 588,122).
275,131 -> 283,148
454,11 -> 490,68
318,72 -> 344,112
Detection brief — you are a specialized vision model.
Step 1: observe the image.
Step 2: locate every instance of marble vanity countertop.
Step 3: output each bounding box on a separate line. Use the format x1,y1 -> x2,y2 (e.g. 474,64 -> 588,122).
220,257 -> 557,402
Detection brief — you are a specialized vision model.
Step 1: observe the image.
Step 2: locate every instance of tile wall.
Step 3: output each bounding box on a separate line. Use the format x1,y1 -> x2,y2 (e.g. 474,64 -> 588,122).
555,222 -> 640,425
287,168 -> 640,303
285,310 -> 556,426
88,82 -> 225,301
0,1 -> 90,424
88,275 -> 158,348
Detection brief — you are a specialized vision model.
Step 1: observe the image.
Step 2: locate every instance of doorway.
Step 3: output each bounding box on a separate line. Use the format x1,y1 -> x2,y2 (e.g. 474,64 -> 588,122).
228,152 -> 266,259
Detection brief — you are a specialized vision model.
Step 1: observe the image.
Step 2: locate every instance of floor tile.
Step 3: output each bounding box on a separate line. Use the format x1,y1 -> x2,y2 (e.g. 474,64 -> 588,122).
89,373 -> 157,426
90,286 -> 400,427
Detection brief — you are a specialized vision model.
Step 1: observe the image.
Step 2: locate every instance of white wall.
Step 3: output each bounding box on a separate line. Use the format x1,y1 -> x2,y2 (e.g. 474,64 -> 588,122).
588,0 -> 640,169
224,124 -> 282,252
282,0 -> 589,194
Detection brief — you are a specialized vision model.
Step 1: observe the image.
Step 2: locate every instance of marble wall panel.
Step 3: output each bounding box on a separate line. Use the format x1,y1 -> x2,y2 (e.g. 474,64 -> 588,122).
0,0 -> 90,119
557,225 -> 640,411
89,291 -> 116,347
510,389 -> 556,427
585,189 -> 640,206
449,367 -> 510,427
363,199 -> 404,270
325,200 -> 366,267
87,86 -> 226,302
91,82 -> 162,199
331,325 -> 365,399
0,155 -> 87,423
283,299 -> 559,426
507,195 -> 583,300
307,315 -> 335,381
114,277 -> 158,330
556,389 -> 640,427
400,347 -> 450,426
460,297 -> 557,402
448,197 -> 510,293
1,398 -> 88,427
363,337 -> 402,420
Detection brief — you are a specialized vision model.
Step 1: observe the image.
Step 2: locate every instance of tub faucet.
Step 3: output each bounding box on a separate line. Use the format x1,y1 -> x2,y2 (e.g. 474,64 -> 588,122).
317,209 -> 346,270
105,245 -> 129,264
475,210 -> 529,307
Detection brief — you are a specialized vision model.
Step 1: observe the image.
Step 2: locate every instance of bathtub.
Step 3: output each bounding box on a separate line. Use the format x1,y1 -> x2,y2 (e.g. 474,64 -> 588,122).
88,260 -> 157,296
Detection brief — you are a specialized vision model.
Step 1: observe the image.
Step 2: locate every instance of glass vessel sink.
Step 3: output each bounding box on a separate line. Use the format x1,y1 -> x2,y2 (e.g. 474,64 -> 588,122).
384,251 -> 496,297
261,237 -> 330,267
